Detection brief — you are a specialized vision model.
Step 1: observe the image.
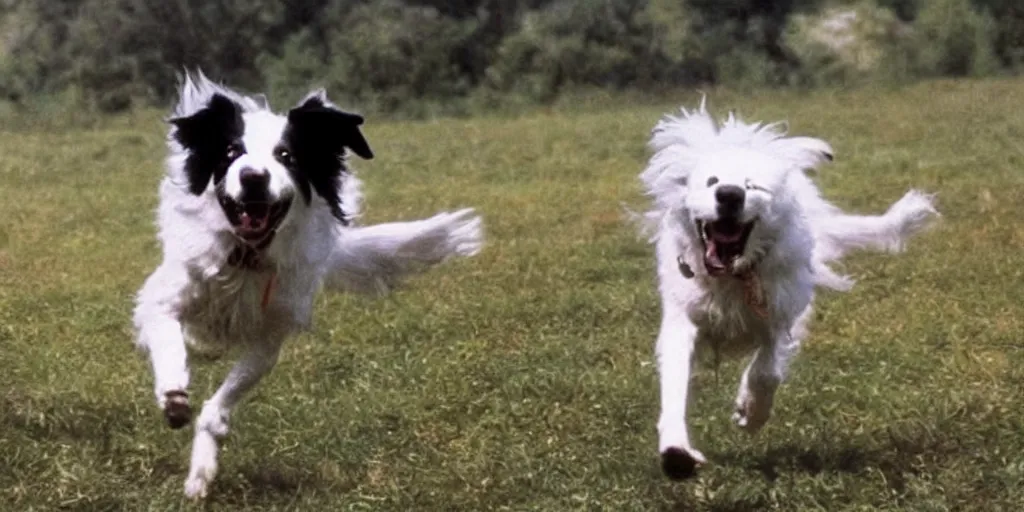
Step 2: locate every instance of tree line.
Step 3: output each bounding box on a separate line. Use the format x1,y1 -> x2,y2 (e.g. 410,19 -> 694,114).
0,0 -> 1019,115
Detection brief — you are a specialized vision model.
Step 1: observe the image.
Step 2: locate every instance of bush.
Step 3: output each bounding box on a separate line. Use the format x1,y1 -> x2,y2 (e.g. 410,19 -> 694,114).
641,0 -> 713,85
485,0 -> 658,102
784,2 -> 913,86
0,0 -> 288,112
970,0 -> 1024,69
0,0 -> 87,102
0,0 -> 1019,116
913,0 -> 998,76
262,1 -> 476,113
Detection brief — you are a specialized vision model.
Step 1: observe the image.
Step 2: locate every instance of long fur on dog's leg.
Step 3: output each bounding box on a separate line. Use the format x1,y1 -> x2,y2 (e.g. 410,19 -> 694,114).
184,343 -> 282,499
133,265 -> 192,428
325,208 -> 484,295
656,307 -> 707,479
732,345 -> 778,433
732,331 -> 796,433
733,303 -> 812,433
815,190 -> 938,261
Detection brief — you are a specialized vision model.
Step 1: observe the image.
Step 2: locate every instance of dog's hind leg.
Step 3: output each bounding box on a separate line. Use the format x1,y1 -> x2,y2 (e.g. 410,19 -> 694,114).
183,341 -> 282,499
656,307 -> 707,480
134,266 -> 193,429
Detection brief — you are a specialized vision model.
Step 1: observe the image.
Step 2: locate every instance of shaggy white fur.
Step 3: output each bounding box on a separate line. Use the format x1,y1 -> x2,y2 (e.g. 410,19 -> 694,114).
637,101 -> 937,480
133,72 -> 483,498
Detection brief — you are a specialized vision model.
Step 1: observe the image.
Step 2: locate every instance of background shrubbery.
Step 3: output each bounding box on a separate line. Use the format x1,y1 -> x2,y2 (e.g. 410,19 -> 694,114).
0,0 -> 1020,115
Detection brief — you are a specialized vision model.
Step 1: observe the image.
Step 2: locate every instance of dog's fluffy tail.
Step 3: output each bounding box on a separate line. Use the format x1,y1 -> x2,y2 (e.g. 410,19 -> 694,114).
324,208 -> 483,295
812,190 -> 938,291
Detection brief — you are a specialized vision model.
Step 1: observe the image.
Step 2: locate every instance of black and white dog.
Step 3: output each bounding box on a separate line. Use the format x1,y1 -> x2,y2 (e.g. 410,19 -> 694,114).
133,72 -> 483,498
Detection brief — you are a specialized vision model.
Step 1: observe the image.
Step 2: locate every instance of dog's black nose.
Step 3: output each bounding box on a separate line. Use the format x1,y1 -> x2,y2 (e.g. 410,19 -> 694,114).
715,185 -> 745,215
239,167 -> 270,190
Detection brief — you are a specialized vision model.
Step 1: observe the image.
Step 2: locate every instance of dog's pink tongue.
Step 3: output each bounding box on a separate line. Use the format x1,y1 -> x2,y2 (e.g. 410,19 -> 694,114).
240,203 -> 271,231
704,239 -> 727,273
240,212 -> 265,231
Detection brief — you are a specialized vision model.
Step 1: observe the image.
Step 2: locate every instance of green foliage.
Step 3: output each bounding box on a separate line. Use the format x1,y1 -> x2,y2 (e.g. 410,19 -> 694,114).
876,0 -> 920,21
264,0 -> 477,112
979,0 -> 1024,68
644,0 -> 702,72
0,0 -> 290,110
485,0 -> 661,101
0,0 -> 1022,114
783,2 -> 914,86
914,0 -> 998,76
0,0 -> 89,101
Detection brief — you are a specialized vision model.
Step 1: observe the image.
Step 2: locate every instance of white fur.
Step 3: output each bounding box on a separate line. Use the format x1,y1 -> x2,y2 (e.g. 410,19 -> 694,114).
133,72 -> 484,499
638,102 -> 938,477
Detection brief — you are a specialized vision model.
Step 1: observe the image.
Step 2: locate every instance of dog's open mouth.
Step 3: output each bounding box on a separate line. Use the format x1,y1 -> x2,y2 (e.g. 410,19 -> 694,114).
218,195 -> 292,248
697,219 -> 756,276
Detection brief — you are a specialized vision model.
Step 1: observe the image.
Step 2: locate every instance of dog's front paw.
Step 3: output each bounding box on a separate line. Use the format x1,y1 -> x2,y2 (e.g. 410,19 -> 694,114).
184,433 -> 219,499
162,390 -> 192,429
732,391 -> 774,433
196,403 -> 231,438
660,446 -> 707,480
184,474 -> 211,500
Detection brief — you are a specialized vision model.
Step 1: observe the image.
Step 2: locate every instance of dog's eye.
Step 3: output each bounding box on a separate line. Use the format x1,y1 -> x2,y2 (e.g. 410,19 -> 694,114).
706,176 -> 719,187
226,143 -> 244,161
275,148 -> 294,166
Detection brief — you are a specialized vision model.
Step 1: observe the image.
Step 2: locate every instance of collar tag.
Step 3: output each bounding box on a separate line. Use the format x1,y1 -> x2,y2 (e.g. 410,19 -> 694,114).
677,256 -> 695,279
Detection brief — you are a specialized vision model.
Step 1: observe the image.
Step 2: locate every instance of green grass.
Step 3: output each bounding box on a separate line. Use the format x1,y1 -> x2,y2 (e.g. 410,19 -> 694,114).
2,78 -> 1023,511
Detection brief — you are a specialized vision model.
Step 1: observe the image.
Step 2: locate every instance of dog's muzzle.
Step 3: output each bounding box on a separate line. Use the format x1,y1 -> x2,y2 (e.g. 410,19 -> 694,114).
219,196 -> 291,248
697,218 -> 756,276
215,167 -> 293,249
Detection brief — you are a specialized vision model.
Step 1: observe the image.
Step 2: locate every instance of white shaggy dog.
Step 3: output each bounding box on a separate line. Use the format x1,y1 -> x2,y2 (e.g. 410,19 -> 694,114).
637,102 -> 937,480
133,72 -> 483,498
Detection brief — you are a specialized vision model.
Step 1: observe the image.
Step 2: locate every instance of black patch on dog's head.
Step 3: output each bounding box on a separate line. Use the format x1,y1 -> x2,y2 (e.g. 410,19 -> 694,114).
283,92 -> 373,223
169,94 -> 245,195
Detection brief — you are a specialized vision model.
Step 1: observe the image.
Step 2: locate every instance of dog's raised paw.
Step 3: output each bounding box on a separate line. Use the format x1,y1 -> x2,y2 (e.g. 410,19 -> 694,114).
439,208 -> 484,258
184,475 -> 210,500
732,402 -> 771,434
163,391 -> 192,429
660,447 -> 706,480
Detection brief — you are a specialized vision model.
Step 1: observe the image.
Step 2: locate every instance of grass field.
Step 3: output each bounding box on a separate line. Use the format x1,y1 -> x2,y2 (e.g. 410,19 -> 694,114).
1,79 -> 1023,511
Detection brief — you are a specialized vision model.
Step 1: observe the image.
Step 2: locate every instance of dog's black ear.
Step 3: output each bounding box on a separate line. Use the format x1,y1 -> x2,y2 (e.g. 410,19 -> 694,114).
284,91 -> 371,223
168,93 -> 240,148
287,91 -> 373,160
168,93 -> 244,195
